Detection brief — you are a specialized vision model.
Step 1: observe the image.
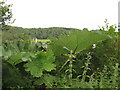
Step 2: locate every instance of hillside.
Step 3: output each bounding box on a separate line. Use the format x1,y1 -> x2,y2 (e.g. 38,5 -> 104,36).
2,25 -> 80,41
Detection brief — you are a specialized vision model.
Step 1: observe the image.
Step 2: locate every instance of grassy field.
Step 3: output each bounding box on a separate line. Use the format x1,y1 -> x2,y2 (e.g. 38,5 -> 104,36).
37,39 -> 51,43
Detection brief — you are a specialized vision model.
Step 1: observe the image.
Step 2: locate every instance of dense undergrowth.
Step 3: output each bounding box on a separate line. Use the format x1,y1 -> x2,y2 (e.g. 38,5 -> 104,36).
1,0 -> 120,89
1,23 -> 120,89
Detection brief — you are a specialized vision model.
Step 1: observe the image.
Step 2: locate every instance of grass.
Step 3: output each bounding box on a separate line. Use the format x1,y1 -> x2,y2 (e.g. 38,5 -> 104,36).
37,39 -> 50,43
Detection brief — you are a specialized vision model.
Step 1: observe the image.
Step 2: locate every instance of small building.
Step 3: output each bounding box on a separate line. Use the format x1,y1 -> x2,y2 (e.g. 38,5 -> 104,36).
32,37 -> 37,43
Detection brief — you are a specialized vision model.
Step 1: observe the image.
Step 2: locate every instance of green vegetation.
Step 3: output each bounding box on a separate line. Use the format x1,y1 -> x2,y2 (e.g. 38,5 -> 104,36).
0,0 -> 15,31
2,26 -> 78,41
1,0 -> 120,89
2,24 -> 120,89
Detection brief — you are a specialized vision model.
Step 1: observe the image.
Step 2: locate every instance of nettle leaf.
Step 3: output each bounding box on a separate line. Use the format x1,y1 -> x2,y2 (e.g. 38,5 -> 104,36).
24,50 -> 56,77
50,30 -> 109,55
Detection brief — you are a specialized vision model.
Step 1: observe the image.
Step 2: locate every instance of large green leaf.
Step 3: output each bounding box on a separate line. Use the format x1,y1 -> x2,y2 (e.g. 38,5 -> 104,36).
24,50 -> 56,77
50,30 -> 109,55
2,40 -> 37,65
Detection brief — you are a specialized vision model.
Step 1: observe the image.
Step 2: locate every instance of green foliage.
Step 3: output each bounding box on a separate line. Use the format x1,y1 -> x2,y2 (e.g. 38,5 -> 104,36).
24,50 -> 56,77
34,56 -> 120,88
2,21 -> 119,89
2,40 -> 46,88
2,31 -> 32,43
3,26 -> 73,39
49,29 -> 109,83
0,0 -> 15,30
2,40 -> 37,63
50,30 -> 109,56
34,74 -> 58,88
2,61 -> 33,88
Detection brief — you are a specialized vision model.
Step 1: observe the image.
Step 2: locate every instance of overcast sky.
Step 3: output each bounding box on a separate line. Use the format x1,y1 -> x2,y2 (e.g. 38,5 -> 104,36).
8,0 -> 119,30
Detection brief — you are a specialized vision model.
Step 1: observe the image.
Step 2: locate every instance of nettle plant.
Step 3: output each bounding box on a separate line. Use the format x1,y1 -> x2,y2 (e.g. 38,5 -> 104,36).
48,30 -> 109,87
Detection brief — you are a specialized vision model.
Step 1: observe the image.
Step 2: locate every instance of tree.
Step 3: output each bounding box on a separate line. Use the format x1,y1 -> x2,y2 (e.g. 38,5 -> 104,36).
0,0 -> 15,30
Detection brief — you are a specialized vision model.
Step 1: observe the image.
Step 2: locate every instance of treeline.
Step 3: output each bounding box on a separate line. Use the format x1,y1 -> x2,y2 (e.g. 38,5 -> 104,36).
2,25 -> 80,41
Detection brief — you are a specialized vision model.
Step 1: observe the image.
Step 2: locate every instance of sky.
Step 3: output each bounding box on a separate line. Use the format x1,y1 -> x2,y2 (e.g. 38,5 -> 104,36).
7,0 -> 119,30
